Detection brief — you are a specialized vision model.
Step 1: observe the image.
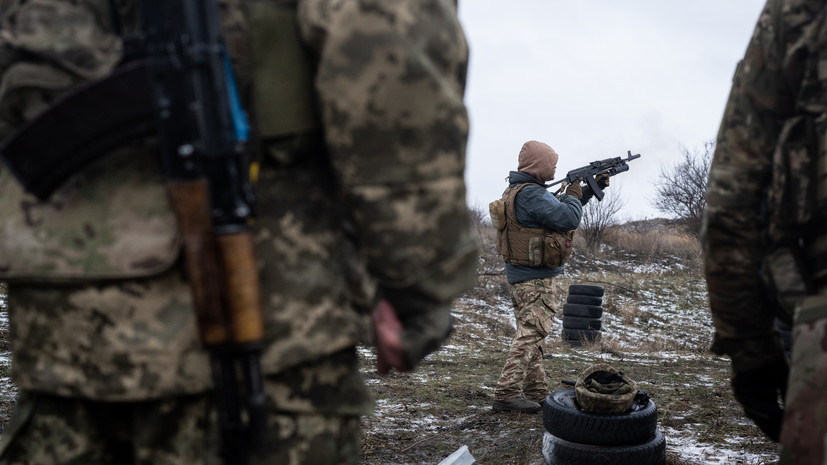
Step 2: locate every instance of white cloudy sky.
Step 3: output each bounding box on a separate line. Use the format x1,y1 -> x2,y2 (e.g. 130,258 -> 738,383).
457,1 -> 767,220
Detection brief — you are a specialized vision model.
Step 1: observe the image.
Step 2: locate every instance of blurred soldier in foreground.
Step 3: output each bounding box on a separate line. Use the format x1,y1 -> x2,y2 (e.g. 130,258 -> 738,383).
0,1 -> 477,464
702,0 -> 827,463
489,141 -> 607,413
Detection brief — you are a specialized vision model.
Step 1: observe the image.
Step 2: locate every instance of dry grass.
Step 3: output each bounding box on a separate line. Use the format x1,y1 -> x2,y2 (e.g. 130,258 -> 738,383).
359,215 -> 779,465
607,224 -> 702,266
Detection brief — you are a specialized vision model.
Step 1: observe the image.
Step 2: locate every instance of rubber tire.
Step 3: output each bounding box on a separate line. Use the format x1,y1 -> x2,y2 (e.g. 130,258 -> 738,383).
568,284 -> 604,297
566,294 -> 603,306
542,430 -> 666,465
562,338 -> 584,347
562,316 -> 602,330
561,328 -> 601,342
562,303 -> 603,318
542,388 -> 658,447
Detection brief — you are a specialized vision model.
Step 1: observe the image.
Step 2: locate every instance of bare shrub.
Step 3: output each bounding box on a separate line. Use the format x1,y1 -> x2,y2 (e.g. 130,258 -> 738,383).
653,141 -> 713,240
580,187 -> 625,251
605,298 -> 642,326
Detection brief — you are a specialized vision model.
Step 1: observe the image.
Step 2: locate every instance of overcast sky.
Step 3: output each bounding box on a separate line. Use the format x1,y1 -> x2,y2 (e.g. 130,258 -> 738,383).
457,1 -> 767,220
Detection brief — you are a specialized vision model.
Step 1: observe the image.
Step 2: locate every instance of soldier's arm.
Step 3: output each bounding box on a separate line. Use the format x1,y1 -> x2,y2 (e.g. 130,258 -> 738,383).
302,0 -> 478,370
702,0 -> 797,369
528,188 -> 582,231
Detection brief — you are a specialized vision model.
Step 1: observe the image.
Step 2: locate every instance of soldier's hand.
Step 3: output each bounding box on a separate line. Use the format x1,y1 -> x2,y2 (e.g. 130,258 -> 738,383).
731,358 -> 788,442
596,174 -> 610,188
565,181 -> 583,199
372,299 -> 409,374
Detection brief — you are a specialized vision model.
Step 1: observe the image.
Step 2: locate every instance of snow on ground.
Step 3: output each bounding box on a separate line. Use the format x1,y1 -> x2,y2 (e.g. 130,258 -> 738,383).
447,260 -> 778,465
0,303 -> 11,404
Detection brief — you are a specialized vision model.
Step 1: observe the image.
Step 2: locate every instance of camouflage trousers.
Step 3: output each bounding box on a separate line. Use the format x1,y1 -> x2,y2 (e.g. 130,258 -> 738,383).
0,349 -> 371,465
494,276 -> 556,402
779,293 -> 827,465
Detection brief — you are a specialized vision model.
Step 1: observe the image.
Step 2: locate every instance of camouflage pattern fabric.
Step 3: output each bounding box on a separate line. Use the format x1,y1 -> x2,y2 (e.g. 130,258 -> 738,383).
0,0 -> 473,462
0,143 -> 180,280
0,0 -> 474,397
703,0 -> 827,369
574,363 -> 636,414
779,293 -> 827,465
0,350 -> 367,465
7,266 -> 209,400
702,0 -> 827,458
494,277 -> 556,402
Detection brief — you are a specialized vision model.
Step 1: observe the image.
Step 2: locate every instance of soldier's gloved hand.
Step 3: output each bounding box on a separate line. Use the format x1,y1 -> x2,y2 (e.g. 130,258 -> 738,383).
731,358 -> 789,442
565,181 -> 583,199
596,174 -> 610,188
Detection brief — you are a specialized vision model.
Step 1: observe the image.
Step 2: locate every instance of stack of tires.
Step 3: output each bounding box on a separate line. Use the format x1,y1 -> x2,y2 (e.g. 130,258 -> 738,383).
562,285 -> 604,346
541,388 -> 666,465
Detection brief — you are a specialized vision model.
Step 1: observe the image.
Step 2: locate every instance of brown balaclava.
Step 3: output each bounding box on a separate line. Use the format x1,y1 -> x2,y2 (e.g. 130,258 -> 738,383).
518,140 -> 558,182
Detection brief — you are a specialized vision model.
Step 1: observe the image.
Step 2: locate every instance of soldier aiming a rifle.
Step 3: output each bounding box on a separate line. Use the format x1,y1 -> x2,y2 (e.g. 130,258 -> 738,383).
488,140 -> 613,413
0,0 -> 477,464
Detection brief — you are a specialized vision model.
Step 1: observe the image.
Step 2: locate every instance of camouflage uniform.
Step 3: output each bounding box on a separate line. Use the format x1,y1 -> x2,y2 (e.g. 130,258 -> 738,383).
494,277 -> 557,402
702,0 -> 827,462
0,0 -> 476,463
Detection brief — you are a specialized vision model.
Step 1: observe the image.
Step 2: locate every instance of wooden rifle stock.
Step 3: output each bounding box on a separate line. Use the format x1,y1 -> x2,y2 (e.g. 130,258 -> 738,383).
165,180 -> 264,346
166,179 -> 266,462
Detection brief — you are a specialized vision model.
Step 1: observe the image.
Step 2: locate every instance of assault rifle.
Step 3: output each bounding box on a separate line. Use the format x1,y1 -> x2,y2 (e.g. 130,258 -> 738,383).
548,151 -> 641,201
0,1 -> 265,463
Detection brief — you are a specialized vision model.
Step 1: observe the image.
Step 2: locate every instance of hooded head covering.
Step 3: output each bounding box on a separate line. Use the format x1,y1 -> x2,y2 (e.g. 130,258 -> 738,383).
518,140 -> 558,182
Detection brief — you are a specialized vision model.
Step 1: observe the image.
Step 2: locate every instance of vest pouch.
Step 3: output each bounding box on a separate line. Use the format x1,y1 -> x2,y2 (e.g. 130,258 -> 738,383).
543,231 -> 574,268
528,236 -> 544,267
248,0 -> 319,140
767,115 -> 817,240
489,199 -> 506,231
760,244 -> 812,319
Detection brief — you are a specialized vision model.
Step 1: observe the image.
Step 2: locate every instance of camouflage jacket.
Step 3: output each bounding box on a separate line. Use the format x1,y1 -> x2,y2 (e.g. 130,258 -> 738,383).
0,0 -> 477,403
702,0 -> 827,370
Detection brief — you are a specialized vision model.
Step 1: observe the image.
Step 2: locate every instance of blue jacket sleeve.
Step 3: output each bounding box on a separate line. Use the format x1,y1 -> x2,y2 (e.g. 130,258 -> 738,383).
515,186 -> 582,231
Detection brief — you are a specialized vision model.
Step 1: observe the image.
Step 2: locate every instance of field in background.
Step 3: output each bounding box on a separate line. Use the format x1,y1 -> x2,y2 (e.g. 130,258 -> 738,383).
358,218 -> 779,465
0,220 -> 781,464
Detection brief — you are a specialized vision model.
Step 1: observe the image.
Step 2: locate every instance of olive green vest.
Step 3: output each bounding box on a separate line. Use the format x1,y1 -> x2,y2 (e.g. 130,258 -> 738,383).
490,183 -> 574,269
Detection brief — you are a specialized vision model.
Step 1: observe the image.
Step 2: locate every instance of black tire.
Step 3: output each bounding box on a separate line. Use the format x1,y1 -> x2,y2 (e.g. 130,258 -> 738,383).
562,303 -> 603,318
561,328 -> 601,342
562,338 -> 584,347
566,294 -> 603,306
542,388 -> 658,447
568,284 -> 604,297
542,430 -> 666,465
562,316 -> 602,330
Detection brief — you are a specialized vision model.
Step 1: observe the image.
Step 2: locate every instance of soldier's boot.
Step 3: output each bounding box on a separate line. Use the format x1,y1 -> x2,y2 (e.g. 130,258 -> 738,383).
524,390 -> 548,408
491,397 -> 541,413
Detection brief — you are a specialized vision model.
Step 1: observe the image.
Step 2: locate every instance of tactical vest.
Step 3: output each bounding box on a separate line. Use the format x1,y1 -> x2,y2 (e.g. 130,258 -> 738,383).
490,183 -> 574,268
